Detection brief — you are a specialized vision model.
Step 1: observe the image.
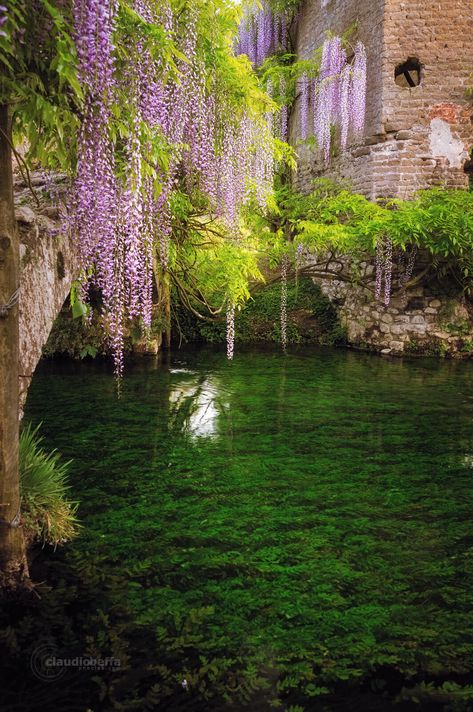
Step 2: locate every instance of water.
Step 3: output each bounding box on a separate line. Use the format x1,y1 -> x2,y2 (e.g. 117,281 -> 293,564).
23,346 -> 473,710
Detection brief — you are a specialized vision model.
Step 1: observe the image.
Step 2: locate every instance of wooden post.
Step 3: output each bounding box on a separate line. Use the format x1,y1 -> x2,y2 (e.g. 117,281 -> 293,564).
0,104 -> 28,589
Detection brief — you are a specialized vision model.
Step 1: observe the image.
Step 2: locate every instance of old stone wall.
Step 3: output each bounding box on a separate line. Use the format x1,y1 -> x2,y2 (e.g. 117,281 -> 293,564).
293,0 -> 473,199
15,172 -> 77,409
293,0 -> 473,355
318,261 -> 473,356
292,0 -> 385,196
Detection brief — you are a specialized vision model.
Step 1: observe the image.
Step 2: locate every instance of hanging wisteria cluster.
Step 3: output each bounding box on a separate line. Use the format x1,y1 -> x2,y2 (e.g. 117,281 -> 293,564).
72,0 -> 123,356
216,114 -> 274,235
226,304 -> 235,360
266,77 -> 289,143
280,254 -> 289,350
236,2 -> 290,67
301,37 -> 367,162
71,0 -> 275,373
401,248 -> 417,286
0,5 -> 7,37
375,237 -> 394,306
236,2 -> 299,145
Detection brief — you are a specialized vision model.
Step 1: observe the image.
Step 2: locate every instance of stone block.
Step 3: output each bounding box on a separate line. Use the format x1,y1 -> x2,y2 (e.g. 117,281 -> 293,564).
396,131 -> 414,140
16,205 -> 36,225
433,331 -> 452,339
353,147 -> 371,158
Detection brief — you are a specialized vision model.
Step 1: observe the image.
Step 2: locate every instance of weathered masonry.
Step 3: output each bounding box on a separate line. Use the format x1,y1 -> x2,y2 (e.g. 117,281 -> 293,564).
292,0 -> 473,356
16,173 -> 77,411
292,0 -> 473,199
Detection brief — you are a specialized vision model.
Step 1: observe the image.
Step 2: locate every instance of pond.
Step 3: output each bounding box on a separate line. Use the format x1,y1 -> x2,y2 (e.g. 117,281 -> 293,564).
19,346 -> 473,710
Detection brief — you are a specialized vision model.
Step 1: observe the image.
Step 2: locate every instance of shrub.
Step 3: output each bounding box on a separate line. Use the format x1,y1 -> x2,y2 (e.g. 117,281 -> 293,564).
19,424 -> 80,547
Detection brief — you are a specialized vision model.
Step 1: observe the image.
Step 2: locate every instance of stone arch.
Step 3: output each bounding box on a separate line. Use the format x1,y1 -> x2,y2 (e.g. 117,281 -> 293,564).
16,181 -> 79,412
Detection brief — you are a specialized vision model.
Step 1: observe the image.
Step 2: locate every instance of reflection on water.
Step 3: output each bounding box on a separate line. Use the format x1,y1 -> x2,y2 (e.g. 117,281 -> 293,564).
169,374 -> 228,439
462,454 -> 473,468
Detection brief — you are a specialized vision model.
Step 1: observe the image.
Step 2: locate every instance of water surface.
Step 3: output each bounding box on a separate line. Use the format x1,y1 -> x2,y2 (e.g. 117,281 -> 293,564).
25,346 -> 473,709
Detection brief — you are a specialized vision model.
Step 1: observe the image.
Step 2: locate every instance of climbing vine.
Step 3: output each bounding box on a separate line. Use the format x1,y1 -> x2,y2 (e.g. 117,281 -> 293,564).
0,0 -> 293,372
245,180 -> 473,304
69,0 -> 283,373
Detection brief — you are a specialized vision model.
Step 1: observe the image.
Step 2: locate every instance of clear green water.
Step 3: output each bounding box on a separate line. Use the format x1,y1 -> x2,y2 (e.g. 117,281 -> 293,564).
24,346 -> 473,709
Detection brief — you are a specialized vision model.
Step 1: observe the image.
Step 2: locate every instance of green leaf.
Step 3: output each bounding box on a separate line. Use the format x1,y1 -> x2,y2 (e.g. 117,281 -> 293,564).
72,299 -> 88,320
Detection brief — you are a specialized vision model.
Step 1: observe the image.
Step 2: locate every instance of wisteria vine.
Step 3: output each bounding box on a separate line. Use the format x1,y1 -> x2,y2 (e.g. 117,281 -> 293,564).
71,0 -> 275,373
375,237 -> 394,306
226,304 -> 235,360
236,2 -> 292,67
310,37 -> 367,162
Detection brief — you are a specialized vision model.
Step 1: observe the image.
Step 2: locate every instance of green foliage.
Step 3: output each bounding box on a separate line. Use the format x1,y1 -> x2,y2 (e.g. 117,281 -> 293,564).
43,301 -> 110,360
183,237 -> 263,310
444,319 -> 471,337
397,681 -> 473,710
189,276 -> 344,345
1,1 -> 82,169
294,183 -> 473,261
246,180 -> 473,295
166,191 -> 268,325
404,337 -> 449,357
19,424 -> 79,547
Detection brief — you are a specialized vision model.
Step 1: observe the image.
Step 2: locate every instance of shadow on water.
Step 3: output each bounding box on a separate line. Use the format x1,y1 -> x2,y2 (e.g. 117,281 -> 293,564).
2,345 -> 473,711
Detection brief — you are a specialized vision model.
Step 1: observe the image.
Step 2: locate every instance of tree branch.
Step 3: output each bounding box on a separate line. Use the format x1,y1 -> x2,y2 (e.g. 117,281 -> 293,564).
0,127 -> 40,208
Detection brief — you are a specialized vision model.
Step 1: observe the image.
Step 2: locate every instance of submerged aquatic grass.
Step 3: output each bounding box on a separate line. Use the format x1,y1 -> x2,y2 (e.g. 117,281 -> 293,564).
22,346 -> 473,710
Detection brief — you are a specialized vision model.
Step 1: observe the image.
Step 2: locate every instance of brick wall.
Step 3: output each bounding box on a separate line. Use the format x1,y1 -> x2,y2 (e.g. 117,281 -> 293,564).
293,0 -> 473,199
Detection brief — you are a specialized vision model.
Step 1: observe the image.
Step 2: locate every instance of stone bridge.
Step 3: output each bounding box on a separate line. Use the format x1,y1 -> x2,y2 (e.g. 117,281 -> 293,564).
15,172 -> 78,409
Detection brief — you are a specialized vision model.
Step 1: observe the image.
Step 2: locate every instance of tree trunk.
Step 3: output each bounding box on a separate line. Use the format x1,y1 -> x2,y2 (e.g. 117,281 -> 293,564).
0,104 -> 28,590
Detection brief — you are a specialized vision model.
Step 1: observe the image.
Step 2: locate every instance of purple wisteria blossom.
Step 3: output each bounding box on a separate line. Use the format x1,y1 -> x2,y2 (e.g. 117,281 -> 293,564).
237,2 -> 290,67
226,304 -> 235,360
300,73 -> 309,140
311,37 -> 367,162
375,237 -> 394,306
351,42 -> 367,137
280,254 -> 289,350
71,0 -> 276,369
0,4 -> 7,37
